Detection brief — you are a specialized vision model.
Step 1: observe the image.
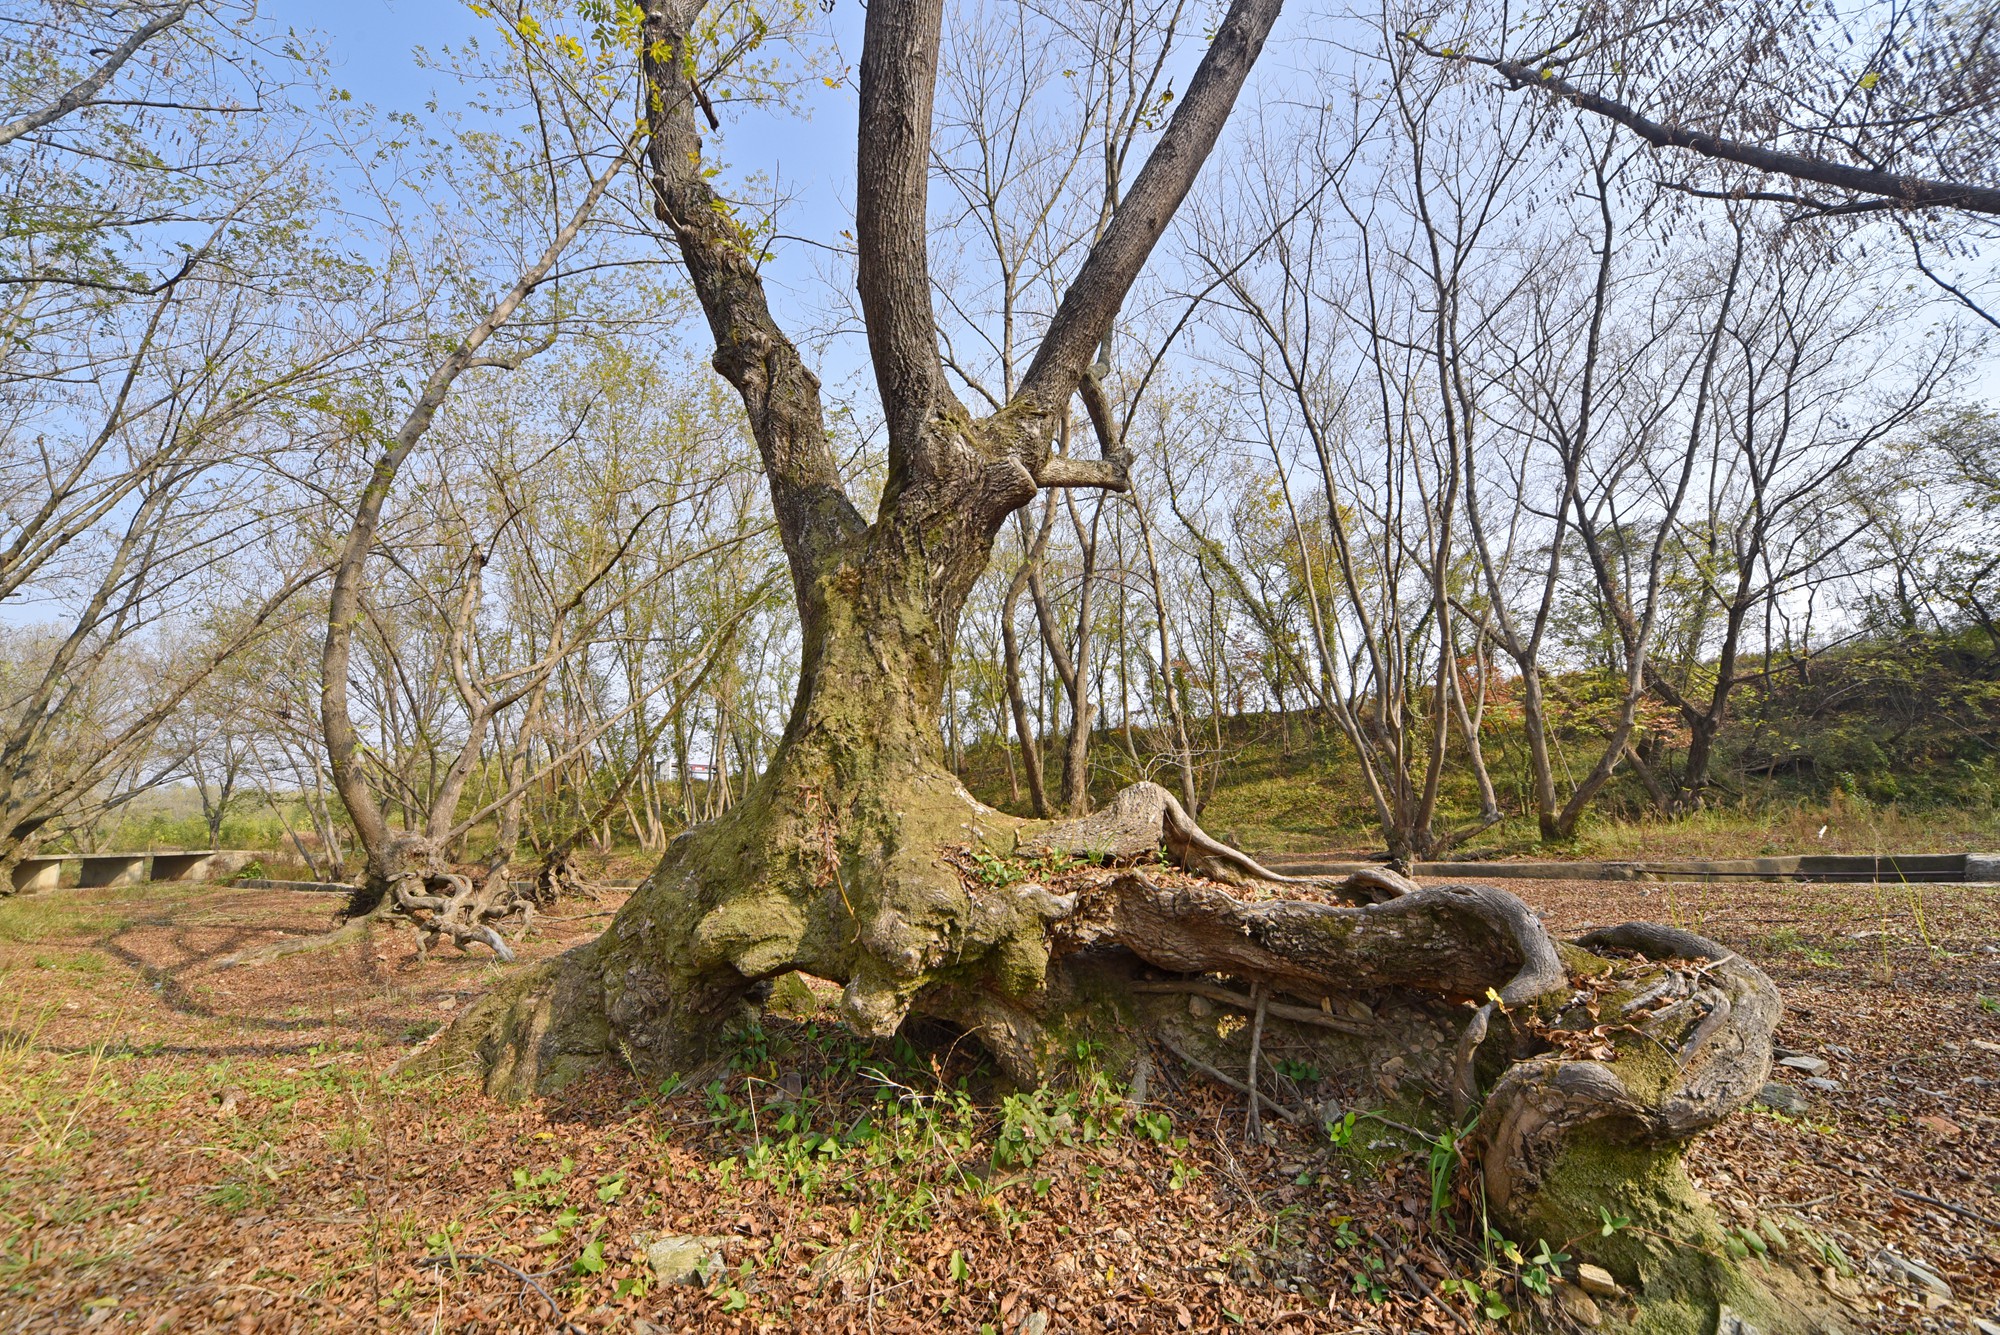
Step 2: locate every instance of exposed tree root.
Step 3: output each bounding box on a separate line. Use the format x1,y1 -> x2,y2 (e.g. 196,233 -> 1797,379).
432,778 -> 1831,1332
339,834 -> 545,962
1026,781 -> 1416,901
214,916 -> 374,971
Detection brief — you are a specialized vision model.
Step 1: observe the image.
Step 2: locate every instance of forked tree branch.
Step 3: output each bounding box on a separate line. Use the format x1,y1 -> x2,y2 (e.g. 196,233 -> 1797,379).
640,0 -> 864,595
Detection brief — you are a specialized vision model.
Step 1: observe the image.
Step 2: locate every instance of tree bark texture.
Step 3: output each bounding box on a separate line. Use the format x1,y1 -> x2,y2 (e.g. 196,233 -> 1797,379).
432,3 -> 1820,1327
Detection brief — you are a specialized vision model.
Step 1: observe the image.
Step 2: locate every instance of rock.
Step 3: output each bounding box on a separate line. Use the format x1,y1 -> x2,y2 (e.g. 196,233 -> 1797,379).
1757,1082 -> 1809,1115
642,1234 -> 729,1285
1187,995 -> 1214,1018
763,971 -> 820,1018
1554,1284 -> 1602,1326
1575,1262 -> 1621,1299
1778,1055 -> 1830,1076
1112,1227 -> 1133,1244
1019,1314 -> 1049,1335
1971,1319 -> 2000,1335
1803,1077 -> 1841,1092
1872,1249 -> 1953,1302
1717,1309 -> 1765,1335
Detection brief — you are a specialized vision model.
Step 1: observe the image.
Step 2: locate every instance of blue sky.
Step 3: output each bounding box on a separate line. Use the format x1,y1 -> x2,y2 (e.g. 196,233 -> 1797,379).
292,0 -> 1995,409
292,0 -> 870,363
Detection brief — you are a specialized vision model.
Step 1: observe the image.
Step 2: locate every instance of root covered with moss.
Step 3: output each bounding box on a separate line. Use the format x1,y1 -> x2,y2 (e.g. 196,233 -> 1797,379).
428,770 -> 1836,1332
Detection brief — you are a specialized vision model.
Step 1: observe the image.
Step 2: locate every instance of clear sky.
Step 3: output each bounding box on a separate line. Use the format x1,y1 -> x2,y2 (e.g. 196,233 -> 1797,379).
292,0 -> 870,366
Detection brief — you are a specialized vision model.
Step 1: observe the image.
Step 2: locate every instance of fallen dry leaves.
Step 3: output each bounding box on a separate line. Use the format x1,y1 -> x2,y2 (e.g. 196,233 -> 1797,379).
0,874 -> 1993,1332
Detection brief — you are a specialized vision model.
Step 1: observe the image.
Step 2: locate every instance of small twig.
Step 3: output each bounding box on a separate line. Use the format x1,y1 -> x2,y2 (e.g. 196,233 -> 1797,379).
1154,1033 -> 1307,1124
1355,1109 -> 1435,1140
1890,1186 -> 2000,1230
1365,1228 -> 1478,1335
416,1253 -> 585,1333
1129,979 -> 1375,1034
1245,982 -> 1268,1141
1451,1001 -> 1494,1122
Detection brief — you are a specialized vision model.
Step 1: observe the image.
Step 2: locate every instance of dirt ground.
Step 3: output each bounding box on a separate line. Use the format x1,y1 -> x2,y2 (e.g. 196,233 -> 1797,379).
0,874 -> 1994,1333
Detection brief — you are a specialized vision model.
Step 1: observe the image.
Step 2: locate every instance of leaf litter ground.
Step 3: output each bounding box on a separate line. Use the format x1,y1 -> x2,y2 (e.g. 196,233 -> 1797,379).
0,874 -> 1994,1333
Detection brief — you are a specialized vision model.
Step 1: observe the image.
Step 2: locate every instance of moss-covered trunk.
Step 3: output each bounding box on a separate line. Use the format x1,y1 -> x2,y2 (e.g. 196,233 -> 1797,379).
457,535 -> 1064,1096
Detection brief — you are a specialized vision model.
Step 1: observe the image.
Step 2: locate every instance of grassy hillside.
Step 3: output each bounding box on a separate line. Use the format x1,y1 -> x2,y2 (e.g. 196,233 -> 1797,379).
959,627 -> 2000,858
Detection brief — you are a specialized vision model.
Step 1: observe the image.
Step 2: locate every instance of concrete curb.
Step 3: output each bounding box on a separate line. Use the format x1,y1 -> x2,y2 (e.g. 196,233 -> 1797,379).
1255,852 -> 2000,884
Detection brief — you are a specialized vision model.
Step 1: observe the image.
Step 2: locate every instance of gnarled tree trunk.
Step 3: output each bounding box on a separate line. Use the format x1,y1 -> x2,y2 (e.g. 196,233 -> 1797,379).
433,2 -> 1827,1328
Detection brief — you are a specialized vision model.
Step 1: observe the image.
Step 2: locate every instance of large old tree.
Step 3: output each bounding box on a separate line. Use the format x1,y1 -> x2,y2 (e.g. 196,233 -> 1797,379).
442,0 -> 1814,1328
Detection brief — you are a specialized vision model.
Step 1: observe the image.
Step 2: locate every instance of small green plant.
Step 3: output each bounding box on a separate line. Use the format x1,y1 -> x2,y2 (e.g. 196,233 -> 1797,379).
1723,1224 -> 1769,1259
1349,1253 -> 1388,1302
1440,1277 -> 1511,1320
1324,1110 -> 1359,1148
492,1156 -> 572,1210
970,846 -> 1079,887
532,1207 -> 581,1247
1273,1058 -> 1321,1083
1425,1121 -> 1471,1218
1518,1239 -> 1570,1296
728,1023 -> 771,1070
1978,995 -> 2000,1015
572,1235 -> 608,1276
1488,1230 -> 1569,1297
970,848 -> 1020,886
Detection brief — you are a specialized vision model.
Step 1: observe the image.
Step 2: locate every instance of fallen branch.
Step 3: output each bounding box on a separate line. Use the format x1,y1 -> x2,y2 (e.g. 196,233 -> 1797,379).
1244,982 -> 1269,1141
1890,1186 -> 2000,1230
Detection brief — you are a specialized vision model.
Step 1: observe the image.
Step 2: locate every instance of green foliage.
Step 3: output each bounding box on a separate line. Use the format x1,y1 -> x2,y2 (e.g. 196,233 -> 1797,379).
969,847 -> 1081,888
1440,1275 -> 1511,1319
1347,1251 -> 1388,1302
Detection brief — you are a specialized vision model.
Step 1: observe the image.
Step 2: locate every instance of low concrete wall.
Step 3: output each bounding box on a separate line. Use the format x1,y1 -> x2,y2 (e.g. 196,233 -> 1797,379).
9,858 -> 61,893
1259,851 -> 1991,884
8,849 -> 261,892
75,854 -> 148,888
234,879 -> 357,894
